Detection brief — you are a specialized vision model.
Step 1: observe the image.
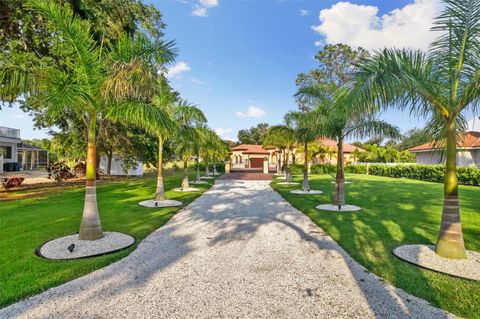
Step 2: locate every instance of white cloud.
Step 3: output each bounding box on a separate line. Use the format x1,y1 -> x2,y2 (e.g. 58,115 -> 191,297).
190,78 -> 205,85
300,9 -> 308,16
192,0 -> 219,17
166,61 -> 191,78
200,0 -> 218,8
312,0 -> 444,52
215,127 -> 233,136
12,113 -> 26,119
192,6 -> 207,17
236,106 -> 266,118
314,40 -> 322,47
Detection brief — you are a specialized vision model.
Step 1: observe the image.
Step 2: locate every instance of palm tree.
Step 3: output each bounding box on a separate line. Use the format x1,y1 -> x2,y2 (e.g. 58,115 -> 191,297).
343,0 -> 479,258
110,78 -> 179,205
298,88 -> 400,209
263,125 -> 296,183
284,110 -> 322,192
0,0 -> 175,240
174,101 -> 207,190
212,140 -> 229,175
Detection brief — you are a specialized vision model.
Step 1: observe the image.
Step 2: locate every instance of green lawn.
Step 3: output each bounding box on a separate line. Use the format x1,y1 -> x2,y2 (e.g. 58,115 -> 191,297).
272,174 -> 480,319
0,171 -> 213,307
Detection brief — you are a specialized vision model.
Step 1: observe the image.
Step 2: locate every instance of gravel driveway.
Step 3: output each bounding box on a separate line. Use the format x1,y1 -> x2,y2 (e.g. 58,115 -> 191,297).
1,180 -> 456,318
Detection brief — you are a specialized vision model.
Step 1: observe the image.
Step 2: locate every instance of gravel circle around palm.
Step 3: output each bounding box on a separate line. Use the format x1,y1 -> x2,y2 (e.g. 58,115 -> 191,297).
277,182 -> 300,185
190,180 -> 209,185
138,199 -> 183,208
393,245 -> 480,281
290,189 -> 323,195
38,232 -> 135,260
171,187 -> 200,192
316,204 -> 362,212
330,181 -> 353,184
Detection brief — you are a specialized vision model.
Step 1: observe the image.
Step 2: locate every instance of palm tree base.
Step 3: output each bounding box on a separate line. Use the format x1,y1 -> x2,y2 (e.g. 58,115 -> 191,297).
315,204 -> 361,212
277,182 -> 300,185
435,239 -> 467,259
190,180 -> 209,185
38,231 -> 135,260
331,181 -> 353,184
290,189 -> 323,195
172,187 -> 200,192
138,199 -> 183,208
393,245 -> 479,281
200,176 -> 214,179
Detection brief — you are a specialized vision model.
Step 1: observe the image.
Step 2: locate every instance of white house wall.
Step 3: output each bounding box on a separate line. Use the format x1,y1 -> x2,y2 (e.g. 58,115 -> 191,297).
414,151 -> 443,165
414,149 -> 480,167
0,137 -> 19,164
99,155 -> 143,176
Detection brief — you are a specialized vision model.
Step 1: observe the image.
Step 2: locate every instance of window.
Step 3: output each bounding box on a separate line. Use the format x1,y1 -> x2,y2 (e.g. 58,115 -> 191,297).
0,146 -> 12,159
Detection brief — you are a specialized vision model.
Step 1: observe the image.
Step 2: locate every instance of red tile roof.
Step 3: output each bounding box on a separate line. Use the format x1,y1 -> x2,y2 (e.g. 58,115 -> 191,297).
409,131 -> 480,152
231,144 -> 270,154
317,138 -> 365,153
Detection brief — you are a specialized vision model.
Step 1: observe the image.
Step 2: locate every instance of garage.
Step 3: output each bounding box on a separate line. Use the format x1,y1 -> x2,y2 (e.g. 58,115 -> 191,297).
249,158 -> 264,168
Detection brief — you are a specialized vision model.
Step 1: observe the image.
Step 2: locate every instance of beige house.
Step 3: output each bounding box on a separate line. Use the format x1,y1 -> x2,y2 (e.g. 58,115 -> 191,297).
230,138 -> 364,171
409,131 -> 480,168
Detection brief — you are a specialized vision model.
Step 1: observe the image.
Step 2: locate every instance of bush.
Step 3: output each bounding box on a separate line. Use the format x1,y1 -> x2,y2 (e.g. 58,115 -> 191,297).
47,162 -> 75,182
358,163 -> 479,186
72,162 -> 86,177
198,162 -> 225,173
289,162 -> 480,186
2,177 -> 25,189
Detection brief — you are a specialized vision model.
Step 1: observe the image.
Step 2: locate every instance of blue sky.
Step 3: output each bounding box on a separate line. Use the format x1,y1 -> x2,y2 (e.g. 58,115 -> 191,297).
0,0 -> 457,140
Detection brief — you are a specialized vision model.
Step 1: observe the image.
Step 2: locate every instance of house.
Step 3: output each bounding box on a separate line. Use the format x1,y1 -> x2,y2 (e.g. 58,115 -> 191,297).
308,137 -> 364,165
230,138 -> 364,170
409,131 -> 480,168
231,144 -> 276,169
99,154 -> 143,176
0,126 -> 48,173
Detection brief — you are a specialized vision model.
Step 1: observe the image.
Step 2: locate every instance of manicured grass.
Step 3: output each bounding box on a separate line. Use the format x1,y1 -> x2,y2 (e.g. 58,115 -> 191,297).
0,171 -> 213,307
272,174 -> 480,319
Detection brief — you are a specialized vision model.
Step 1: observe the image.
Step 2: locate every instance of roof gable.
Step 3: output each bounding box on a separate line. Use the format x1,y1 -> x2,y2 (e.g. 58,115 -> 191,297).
409,131 -> 480,152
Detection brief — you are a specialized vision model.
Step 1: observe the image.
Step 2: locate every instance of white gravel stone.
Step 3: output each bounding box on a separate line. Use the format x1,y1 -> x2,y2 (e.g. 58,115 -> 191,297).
277,182 -> 300,185
393,245 -> 480,281
190,180 -> 209,185
2,181 -> 456,318
171,187 -> 200,192
275,176 -> 286,180
138,199 -> 183,208
331,181 -> 353,184
200,176 -> 214,179
316,204 -> 362,212
38,232 -> 134,260
290,189 -> 323,195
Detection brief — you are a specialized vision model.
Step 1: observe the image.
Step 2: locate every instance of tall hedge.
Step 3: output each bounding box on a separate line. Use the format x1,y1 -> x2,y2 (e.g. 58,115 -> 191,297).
290,163 -> 479,186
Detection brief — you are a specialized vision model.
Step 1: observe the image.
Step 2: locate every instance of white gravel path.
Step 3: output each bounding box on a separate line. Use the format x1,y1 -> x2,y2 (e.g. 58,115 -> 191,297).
1,180 -> 456,319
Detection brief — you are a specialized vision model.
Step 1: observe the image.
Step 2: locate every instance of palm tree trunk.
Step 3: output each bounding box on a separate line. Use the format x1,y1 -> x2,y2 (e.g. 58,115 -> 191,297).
106,150 -> 112,176
213,162 -> 218,175
283,149 -> 288,178
195,153 -> 200,182
205,161 -> 209,176
302,142 -> 310,192
155,137 -> 165,201
286,148 -> 292,183
79,117 -> 103,240
276,150 -> 282,174
181,158 -> 189,189
435,125 -> 467,259
333,135 -> 345,207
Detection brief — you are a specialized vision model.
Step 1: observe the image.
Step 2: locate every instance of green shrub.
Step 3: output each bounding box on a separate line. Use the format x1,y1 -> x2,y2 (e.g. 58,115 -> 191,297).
290,162 -> 479,186
362,164 -> 479,186
198,162 -> 225,173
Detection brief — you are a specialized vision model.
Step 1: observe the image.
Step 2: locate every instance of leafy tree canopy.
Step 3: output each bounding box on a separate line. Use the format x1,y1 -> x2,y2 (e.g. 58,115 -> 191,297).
237,122 -> 269,144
